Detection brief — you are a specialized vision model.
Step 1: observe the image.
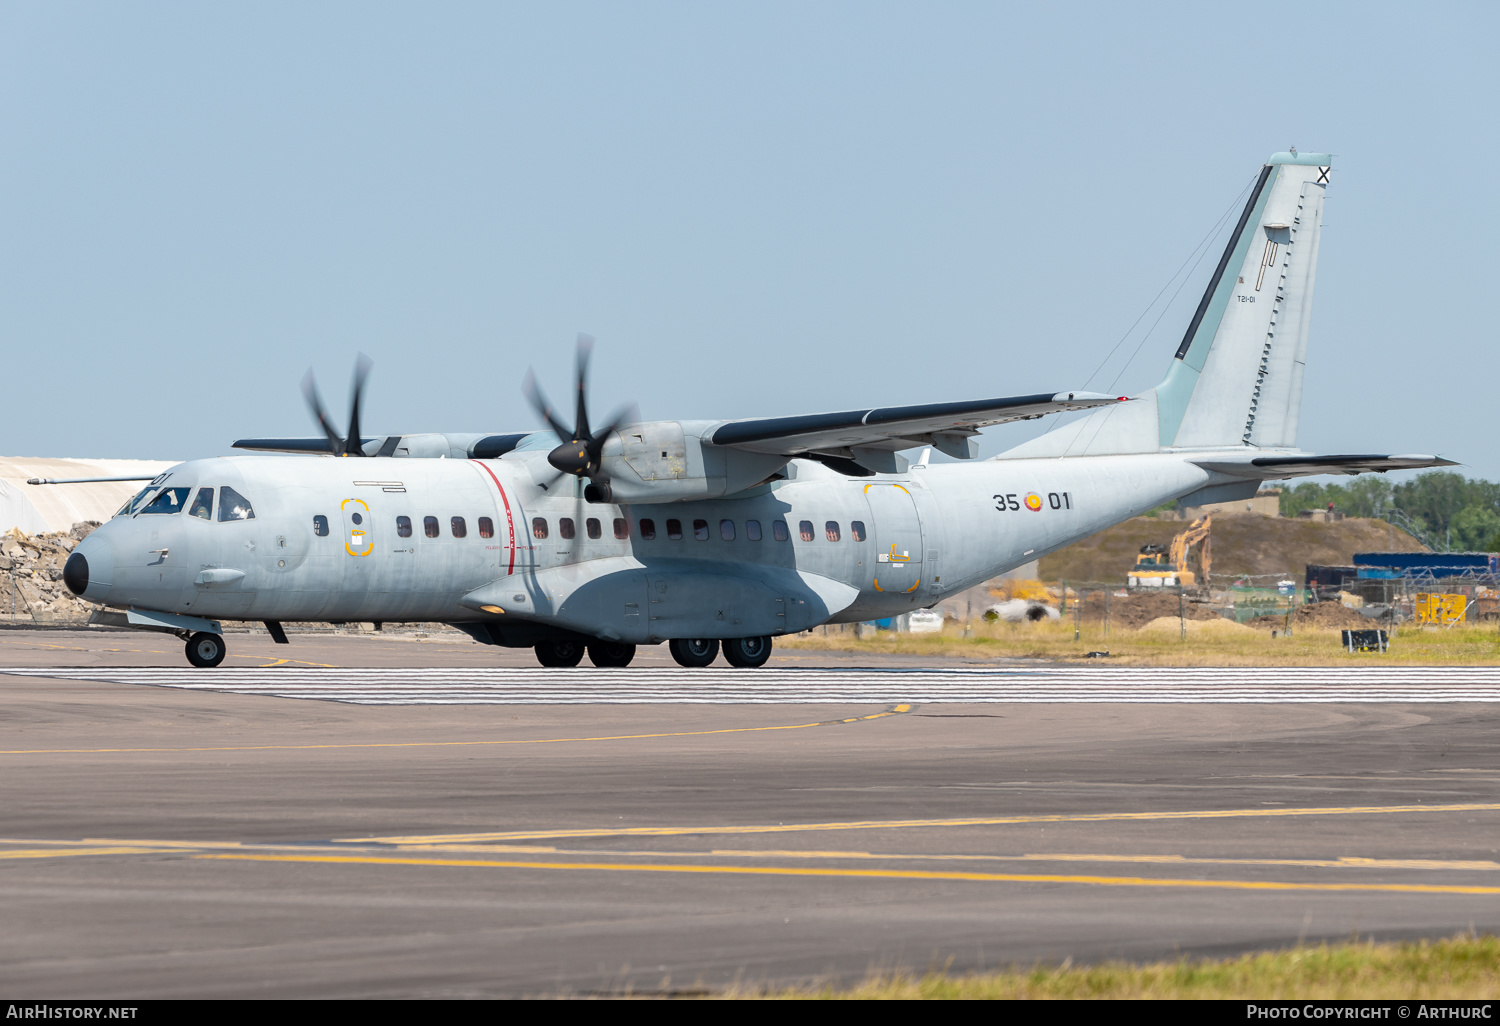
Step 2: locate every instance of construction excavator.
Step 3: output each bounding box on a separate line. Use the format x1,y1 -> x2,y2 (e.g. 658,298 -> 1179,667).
1127,514 -> 1213,591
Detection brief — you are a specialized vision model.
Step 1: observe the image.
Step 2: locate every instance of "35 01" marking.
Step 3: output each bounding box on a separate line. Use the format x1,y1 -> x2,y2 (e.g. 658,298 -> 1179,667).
993,492 -> 1073,512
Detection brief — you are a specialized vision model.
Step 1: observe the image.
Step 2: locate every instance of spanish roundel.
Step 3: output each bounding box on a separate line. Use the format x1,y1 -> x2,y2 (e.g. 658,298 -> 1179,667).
1025,493 -> 1043,511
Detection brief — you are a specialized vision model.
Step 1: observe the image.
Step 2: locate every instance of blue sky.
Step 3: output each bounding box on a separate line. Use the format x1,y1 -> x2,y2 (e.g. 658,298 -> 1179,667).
3,2 -> 1496,480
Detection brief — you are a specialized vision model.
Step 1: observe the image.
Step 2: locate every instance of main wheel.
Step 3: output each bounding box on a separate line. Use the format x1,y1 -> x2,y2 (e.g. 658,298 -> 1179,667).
534,640 -> 585,667
185,632 -> 227,668
722,635 -> 772,668
669,638 -> 720,668
587,641 -> 636,668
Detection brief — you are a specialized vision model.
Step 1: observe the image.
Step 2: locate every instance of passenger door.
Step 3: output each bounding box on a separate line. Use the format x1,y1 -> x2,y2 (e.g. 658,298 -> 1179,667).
864,483 -> 925,597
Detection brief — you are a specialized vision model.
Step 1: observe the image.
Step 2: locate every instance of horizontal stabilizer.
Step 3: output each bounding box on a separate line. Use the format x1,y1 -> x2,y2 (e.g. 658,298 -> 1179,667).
1191,453 -> 1458,479
709,392 -> 1127,457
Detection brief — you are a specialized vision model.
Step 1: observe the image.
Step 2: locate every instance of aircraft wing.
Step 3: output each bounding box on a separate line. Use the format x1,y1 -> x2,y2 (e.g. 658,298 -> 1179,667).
707,391 -> 1128,461
1190,453 -> 1458,479
231,437 -> 364,455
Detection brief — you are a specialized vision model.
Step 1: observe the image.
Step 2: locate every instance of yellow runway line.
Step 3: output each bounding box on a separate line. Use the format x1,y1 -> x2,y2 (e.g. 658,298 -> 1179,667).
193,852 -> 1500,895
359,801 -> 1500,845
0,846 -> 182,859
0,705 -> 911,756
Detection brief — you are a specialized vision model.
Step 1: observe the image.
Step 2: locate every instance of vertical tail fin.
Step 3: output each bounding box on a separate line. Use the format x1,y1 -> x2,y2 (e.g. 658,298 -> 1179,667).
1000,151 -> 1331,459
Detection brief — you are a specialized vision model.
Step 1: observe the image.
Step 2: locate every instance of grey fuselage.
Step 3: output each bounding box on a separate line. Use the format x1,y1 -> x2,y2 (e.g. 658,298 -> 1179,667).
70,444 -> 1228,643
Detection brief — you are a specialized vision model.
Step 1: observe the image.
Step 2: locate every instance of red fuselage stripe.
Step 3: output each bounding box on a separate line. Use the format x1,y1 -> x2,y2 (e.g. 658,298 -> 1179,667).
471,460 -> 517,576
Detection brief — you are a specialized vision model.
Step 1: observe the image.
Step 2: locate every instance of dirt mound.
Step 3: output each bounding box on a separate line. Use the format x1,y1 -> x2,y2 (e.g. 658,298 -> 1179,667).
1040,513 -> 1425,585
1245,602 -> 1375,631
1073,591 -> 1223,630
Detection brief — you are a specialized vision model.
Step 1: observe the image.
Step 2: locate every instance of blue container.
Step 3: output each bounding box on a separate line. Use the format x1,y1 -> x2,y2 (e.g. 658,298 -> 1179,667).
1352,552 -> 1495,576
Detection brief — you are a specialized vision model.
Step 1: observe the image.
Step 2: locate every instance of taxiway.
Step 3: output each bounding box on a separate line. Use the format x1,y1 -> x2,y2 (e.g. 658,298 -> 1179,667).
1,628 -> 1497,997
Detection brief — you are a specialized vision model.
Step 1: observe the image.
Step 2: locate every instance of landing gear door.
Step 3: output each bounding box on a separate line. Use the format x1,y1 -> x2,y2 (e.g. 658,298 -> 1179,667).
865,483 -> 924,596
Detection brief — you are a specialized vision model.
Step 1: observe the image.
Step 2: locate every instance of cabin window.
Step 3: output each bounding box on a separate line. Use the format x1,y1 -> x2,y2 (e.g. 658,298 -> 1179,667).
825,521 -> 841,542
189,488 -> 214,521
613,518 -> 629,540
746,519 -> 762,541
693,519 -> 709,541
851,520 -> 866,542
532,517 -> 549,540
586,518 -> 601,540
772,519 -> 789,542
424,516 -> 440,538
217,487 -> 256,522
313,514 -> 330,536
666,519 -> 683,540
720,519 -> 735,540
478,517 -> 494,539
559,518 -> 575,540
798,520 -> 814,542
396,516 -> 412,538
639,518 -> 656,540
451,517 -> 467,538
140,487 -> 191,515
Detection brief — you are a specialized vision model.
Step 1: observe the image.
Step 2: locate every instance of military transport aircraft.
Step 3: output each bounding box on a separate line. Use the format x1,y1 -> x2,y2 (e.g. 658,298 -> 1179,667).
63,151 -> 1454,668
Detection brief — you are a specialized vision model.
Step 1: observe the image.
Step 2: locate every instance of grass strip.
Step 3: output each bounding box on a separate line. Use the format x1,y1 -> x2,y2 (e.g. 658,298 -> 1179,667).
746,934 -> 1500,999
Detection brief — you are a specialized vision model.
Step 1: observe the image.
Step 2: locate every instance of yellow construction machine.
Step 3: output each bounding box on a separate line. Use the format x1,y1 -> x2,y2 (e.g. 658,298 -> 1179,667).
1127,514 -> 1213,590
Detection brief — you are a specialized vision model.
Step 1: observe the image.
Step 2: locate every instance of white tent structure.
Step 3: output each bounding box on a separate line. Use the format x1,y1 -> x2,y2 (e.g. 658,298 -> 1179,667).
0,457 -> 176,535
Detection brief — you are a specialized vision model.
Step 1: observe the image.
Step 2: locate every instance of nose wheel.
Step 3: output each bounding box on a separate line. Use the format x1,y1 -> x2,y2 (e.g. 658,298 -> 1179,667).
184,632 -> 227,668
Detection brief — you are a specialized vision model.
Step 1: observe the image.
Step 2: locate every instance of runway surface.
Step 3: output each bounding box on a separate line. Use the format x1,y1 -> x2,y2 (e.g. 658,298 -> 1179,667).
7,664 -> 1500,704
1,630 -> 1498,997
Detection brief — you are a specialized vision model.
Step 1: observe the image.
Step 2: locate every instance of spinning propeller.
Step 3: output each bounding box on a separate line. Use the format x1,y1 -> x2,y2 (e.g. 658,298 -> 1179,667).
302,354 -> 373,457
523,334 -> 636,501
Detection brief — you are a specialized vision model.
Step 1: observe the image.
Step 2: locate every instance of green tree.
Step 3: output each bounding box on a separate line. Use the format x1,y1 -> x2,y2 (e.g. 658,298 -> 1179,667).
1450,506 -> 1500,552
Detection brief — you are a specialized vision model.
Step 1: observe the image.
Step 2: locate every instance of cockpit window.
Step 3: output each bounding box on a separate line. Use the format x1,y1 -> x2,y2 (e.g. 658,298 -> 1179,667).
217,486 -> 256,522
116,486 -> 156,517
189,488 -> 214,520
140,487 -> 191,515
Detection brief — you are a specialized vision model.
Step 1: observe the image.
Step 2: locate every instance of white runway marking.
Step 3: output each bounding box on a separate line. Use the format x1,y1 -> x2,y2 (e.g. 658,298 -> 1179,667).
5,665 -> 1500,705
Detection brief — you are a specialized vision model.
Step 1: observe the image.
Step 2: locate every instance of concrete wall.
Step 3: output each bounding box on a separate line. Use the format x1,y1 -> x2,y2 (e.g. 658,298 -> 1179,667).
0,457 -> 176,535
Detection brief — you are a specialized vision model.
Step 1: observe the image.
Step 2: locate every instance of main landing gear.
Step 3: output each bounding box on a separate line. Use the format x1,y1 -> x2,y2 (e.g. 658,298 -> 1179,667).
185,632 -> 227,668
533,640 -> 637,668
668,638 -> 719,667
532,636 -> 773,668
669,636 -> 773,668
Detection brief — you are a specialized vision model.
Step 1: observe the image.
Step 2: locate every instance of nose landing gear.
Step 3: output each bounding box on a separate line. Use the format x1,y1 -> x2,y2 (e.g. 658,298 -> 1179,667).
185,632 -> 227,668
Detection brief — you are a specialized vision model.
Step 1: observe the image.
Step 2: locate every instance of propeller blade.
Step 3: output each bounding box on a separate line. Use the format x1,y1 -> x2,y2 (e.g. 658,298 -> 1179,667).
523,369 -> 575,443
343,353 -> 372,457
573,333 -> 594,442
301,371 -> 344,457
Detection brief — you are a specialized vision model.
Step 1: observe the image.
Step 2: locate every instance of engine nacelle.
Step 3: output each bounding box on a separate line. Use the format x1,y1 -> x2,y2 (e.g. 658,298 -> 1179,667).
593,420 -> 790,504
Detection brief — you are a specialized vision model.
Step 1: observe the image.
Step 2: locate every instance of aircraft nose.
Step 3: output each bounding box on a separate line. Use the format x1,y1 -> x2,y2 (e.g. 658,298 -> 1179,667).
66,535 -> 115,601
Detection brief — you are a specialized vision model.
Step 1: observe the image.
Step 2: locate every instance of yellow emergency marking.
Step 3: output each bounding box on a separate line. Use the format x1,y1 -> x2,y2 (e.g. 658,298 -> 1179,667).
357,802 -> 1500,846
190,853 -> 1500,895
0,705 -> 911,756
